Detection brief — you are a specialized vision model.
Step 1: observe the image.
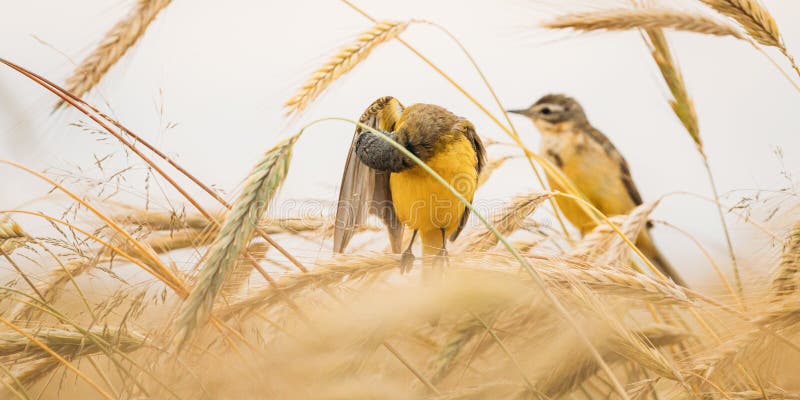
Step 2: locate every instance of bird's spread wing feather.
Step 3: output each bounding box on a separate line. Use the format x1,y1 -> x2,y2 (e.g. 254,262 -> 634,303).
449,119 -> 486,241
334,97 -> 405,253
584,125 -> 643,206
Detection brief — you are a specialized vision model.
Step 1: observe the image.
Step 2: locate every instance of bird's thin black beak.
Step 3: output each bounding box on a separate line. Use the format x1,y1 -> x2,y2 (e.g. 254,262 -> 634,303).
506,108 -> 532,117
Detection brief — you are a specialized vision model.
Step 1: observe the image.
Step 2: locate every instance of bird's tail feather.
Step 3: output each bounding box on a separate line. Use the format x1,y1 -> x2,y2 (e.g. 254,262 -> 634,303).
636,231 -> 687,287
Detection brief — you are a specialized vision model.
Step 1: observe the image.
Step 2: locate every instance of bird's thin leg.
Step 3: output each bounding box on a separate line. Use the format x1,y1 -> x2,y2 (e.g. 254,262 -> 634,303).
400,230 -> 418,274
435,228 -> 449,268
438,228 -> 448,257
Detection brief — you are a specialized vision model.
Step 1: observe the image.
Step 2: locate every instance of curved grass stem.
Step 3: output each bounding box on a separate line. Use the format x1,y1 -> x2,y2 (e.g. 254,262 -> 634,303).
0,57 -> 309,281
653,219 -> 742,311
0,161 -> 186,295
700,154 -> 742,298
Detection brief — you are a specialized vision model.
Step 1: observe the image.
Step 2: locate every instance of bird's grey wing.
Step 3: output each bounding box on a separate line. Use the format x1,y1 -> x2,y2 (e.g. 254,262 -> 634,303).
584,125 -> 643,206
334,96 -> 405,253
450,120 -> 487,241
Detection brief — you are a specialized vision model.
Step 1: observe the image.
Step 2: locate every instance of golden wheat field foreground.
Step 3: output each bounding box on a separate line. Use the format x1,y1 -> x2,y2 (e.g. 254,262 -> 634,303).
1,0 -> 800,399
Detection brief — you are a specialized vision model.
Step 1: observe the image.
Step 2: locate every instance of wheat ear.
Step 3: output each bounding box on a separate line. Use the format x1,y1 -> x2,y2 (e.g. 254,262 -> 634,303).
0,220 -> 26,254
698,0 -> 780,47
699,0 -> 800,77
60,0 -> 172,105
461,192 -> 550,252
536,324 -> 688,398
544,8 -> 744,39
284,20 -> 408,115
176,135 -> 296,346
771,223 -> 800,299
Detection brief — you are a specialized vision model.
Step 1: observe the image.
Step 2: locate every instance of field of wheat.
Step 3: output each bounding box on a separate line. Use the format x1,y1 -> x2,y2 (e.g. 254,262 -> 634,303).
0,1 -> 799,399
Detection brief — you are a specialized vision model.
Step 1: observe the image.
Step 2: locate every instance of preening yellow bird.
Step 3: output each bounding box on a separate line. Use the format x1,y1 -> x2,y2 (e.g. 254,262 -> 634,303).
334,96 -> 486,271
508,94 -> 686,286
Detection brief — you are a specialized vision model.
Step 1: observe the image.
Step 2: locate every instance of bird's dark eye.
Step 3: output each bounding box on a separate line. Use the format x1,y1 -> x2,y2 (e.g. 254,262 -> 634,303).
540,107 -> 552,115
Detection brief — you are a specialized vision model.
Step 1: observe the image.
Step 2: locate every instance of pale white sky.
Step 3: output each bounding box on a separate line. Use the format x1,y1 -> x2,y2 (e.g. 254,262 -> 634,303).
1,0 -> 799,284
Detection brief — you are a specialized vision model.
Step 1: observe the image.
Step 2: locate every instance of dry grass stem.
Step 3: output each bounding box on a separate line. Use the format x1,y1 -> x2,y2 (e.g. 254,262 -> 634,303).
10,228 -> 211,321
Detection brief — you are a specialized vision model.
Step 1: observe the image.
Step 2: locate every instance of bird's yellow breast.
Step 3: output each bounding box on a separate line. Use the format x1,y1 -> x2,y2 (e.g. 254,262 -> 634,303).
542,131 -> 637,233
389,135 -> 477,238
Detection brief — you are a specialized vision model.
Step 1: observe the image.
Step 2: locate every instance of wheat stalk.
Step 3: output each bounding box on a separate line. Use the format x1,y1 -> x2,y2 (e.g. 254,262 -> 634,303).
176,135 -> 297,345
699,0 -> 800,78
60,0 -> 172,105
432,382 -> 523,400
636,16 -> 744,295
698,0 -> 779,47
687,300 -> 800,386
0,220 -> 26,254
460,192 -> 550,252
544,8 -> 744,40
724,390 -> 800,399
461,252 -> 691,305
0,220 -> 24,240
535,258 -> 692,305
425,319 -> 485,385
137,229 -> 216,254
284,20 -> 409,115
571,201 -> 658,265
114,210 -> 221,231
219,252 -> 693,324
771,223 -> 800,299
537,325 -> 688,398
641,27 -> 703,150
10,228 -> 212,321
220,242 -> 270,298
424,297 -> 559,388
115,210 -> 343,237
0,327 -> 144,359
218,253 -> 399,320
1,326 -> 145,392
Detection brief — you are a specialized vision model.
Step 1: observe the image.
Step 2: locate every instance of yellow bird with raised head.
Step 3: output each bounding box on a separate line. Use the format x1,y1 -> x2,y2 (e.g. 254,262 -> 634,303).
334,96 -> 486,271
508,94 -> 686,287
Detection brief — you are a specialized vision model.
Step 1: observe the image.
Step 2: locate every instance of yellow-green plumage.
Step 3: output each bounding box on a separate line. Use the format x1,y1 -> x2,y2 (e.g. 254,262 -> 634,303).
539,120 -> 637,234
390,133 -> 478,255
509,94 -> 686,286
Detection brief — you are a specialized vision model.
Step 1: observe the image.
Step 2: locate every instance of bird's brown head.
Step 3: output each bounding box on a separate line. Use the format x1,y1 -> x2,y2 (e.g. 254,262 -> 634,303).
394,104 -> 461,159
507,94 -> 587,129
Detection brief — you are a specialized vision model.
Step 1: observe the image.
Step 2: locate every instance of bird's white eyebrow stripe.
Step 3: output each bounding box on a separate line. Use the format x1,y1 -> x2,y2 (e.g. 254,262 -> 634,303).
534,103 -> 565,113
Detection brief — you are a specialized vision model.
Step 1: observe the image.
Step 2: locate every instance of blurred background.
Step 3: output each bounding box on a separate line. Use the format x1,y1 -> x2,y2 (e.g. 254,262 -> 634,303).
1,0 -> 798,285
